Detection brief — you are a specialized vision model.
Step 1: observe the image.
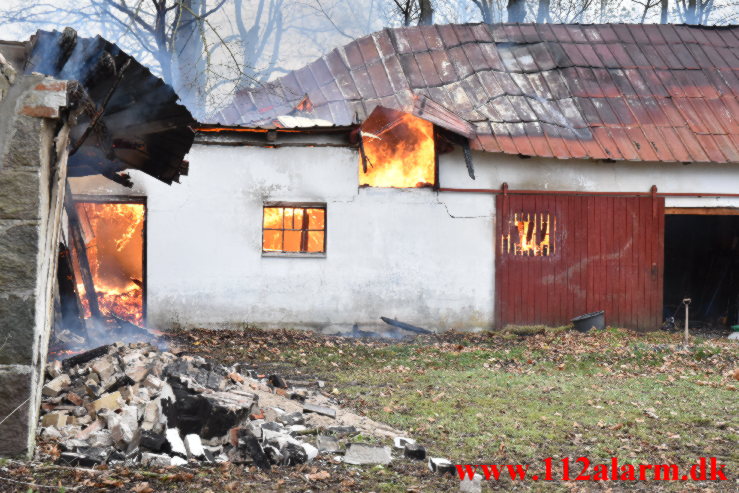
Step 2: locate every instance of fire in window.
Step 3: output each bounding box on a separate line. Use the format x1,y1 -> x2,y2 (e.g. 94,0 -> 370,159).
359,107 -> 435,188
501,212 -> 556,256
262,205 -> 326,254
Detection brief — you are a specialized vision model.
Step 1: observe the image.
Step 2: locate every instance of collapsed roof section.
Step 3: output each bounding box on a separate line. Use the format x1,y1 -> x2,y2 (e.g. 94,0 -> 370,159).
20,29 -> 195,185
216,23 -> 739,164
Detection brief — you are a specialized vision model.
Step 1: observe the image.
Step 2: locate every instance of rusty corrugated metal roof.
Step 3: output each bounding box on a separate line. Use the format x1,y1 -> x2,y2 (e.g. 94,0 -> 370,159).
26,29 -> 195,185
216,23 -> 739,163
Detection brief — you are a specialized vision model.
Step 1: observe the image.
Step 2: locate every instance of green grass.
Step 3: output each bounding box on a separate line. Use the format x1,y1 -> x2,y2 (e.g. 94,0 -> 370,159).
260,327 -> 738,490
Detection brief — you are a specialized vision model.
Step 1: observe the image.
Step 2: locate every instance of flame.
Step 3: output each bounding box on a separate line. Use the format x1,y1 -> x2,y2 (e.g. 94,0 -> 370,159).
73,202 -> 145,326
263,206 -> 325,253
359,108 -> 435,188
502,212 -> 556,256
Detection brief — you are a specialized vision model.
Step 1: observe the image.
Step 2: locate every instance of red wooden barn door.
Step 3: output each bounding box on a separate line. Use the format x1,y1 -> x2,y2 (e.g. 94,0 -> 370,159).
495,194 -> 664,330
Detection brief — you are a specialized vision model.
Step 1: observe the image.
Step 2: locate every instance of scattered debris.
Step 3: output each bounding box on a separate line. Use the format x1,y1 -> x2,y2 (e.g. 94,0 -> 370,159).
343,443 -> 393,465
37,342 -> 405,471
459,473 -> 483,493
429,457 -> 455,475
404,442 -> 426,460
303,402 -> 337,418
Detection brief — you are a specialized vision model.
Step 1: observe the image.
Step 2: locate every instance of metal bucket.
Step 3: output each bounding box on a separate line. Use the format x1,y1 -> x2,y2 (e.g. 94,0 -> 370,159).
571,311 -> 605,333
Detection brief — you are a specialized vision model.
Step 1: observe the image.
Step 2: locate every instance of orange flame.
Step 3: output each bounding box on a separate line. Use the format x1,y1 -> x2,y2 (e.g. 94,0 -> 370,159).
501,212 -> 556,257
262,206 -> 325,253
359,108 -> 435,188
73,202 -> 145,326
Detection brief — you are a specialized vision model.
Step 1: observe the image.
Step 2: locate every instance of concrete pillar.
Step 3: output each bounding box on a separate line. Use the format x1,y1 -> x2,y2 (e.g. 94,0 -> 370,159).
0,53 -> 70,457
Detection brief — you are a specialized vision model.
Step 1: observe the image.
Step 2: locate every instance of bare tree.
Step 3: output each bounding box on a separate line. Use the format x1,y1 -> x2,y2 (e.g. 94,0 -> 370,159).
536,0 -> 551,21
507,0 -> 526,21
0,0 -> 232,115
232,0 -> 287,86
470,0 -> 501,23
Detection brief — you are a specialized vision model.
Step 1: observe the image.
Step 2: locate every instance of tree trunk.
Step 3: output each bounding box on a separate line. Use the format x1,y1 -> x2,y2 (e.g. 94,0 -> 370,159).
686,0 -> 697,23
536,0 -> 550,22
660,0 -> 669,23
173,0 -> 206,115
419,0 -> 434,25
507,0 -> 526,22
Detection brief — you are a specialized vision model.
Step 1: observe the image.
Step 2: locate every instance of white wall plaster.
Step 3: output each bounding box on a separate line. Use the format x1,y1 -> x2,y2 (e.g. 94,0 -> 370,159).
70,143 -> 739,332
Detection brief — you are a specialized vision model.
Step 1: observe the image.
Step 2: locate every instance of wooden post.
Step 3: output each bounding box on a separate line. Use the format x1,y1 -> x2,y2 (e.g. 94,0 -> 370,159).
683,298 -> 691,345
63,180 -> 104,324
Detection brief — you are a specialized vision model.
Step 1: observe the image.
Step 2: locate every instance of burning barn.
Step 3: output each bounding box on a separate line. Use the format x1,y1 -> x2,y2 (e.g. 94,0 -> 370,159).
68,23 -> 739,336
0,28 -> 194,456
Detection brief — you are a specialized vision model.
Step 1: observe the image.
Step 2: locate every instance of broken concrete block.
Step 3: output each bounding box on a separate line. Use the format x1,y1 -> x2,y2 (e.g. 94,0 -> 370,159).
263,407 -> 285,422
170,456 -> 188,466
327,425 -> 357,435
429,457 -> 455,474
88,430 -> 114,448
404,443 -> 426,460
143,374 -> 163,392
40,427 -> 63,440
125,362 -> 149,383
268,374 -> 288,389
344,443 -> 392,465
197,390 -> 258,439
277,411 -> 304,426
280,442 -> 307,466
240,433 -> 271,470
140,430 -> 167,452
459,474 -> 483,493
91,358 -> 116,381
141,400 -> 161,431
111,423 -> 134,444
288,425 -> 309,435
76,419 -> 104,440
316,435 -> 340,453
264,444 -> 283,465
43,374 -> 71,397
47,360 -> 63,378
394,436 -> 415,449
184,434 -> 204,458
120,405 -> 139,430
302,442 -> 319,462
41,412 -> 69,428
84,380 -> 103,399
65,392 -> 84,407
165,428 -> 187,456
261,421 -> 284,432
302,402 -> 336,418
57,451 -> 104,467
92,391 -> 122,412
141,452 -> 172,467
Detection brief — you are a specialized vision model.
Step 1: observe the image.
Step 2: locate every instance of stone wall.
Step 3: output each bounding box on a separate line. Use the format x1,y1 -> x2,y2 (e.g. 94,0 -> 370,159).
0,52 -> 70,458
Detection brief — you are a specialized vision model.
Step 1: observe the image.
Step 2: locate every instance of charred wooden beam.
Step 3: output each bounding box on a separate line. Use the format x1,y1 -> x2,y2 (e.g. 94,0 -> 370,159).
380,317 -> 433,335
462,140 -> 475,180
63,181 -> 103,324
70,59 -> 131,156
61,344 -> 111,370
56,242 -> 87,338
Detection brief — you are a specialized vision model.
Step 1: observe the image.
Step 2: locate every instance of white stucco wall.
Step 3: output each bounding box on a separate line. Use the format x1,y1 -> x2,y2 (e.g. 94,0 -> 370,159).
70,140 -> 739,332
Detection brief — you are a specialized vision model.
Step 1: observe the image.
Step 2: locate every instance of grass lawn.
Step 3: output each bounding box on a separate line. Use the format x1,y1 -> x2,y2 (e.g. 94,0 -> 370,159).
3,326 -> 736,492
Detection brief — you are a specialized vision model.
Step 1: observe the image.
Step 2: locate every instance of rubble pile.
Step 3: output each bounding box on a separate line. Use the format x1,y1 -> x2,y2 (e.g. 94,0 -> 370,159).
38,342 -> 433,471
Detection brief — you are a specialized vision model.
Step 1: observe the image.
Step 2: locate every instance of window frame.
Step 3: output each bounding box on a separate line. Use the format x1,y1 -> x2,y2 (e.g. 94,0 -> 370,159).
261,201 -> 327,258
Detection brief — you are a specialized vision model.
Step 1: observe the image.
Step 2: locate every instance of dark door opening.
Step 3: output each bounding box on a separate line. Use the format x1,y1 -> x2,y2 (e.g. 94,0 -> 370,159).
71,197 -> 146,327
664,212 -> 739,330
